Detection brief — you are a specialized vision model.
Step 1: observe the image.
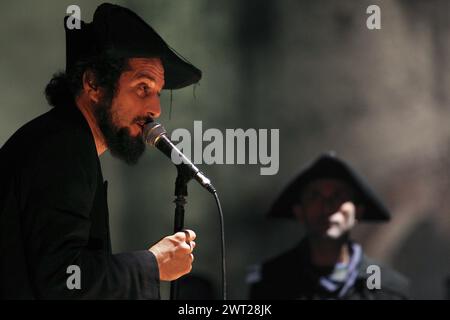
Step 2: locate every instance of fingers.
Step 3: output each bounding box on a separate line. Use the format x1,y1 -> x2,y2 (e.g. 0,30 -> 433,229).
150,230 -> 197,281
173,229 -> 196,244
172,230 -> 197,253
183,229 -> 196,242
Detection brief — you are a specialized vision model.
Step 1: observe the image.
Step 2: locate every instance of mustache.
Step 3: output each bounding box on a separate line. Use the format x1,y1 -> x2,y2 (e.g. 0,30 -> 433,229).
133,115 -> 154,125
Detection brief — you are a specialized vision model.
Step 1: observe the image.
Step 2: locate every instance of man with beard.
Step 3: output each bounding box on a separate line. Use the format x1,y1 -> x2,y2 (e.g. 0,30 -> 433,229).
0,3 -> 201,299
248,153 -> 410,299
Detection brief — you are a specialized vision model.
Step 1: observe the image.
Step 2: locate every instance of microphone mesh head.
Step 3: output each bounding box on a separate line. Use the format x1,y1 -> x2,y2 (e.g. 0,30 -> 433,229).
143,122 -> 166,146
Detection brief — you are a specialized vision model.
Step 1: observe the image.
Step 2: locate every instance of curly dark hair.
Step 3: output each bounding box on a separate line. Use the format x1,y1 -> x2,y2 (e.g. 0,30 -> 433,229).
44,51 -> 129,108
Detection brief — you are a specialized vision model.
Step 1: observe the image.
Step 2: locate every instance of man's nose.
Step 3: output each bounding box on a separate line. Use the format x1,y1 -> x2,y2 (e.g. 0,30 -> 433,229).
147,99 -> 161,119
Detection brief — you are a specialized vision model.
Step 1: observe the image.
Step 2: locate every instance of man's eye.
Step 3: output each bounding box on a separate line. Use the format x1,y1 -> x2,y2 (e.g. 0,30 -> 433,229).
138,84 -> 150,97
303,192 -> 321,203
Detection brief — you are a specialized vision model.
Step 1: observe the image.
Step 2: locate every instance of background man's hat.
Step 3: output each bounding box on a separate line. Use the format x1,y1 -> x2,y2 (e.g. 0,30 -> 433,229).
267,152 -> 391,222
64,3 -> 202,89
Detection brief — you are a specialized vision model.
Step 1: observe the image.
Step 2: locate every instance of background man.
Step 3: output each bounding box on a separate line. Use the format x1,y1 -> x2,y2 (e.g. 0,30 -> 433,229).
248,153 -> 409,299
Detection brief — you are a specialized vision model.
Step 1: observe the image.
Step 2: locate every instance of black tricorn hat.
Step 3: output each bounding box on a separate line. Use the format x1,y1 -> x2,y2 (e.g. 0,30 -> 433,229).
64,3 -> 202,89
267,153 -> 390,222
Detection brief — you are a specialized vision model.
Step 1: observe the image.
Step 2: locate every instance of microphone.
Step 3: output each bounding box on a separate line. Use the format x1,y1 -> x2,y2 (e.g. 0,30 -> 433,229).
143,122 -> 216,194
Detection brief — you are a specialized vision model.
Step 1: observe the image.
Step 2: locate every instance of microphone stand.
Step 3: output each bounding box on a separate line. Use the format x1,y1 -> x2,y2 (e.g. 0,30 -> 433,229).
170,165 -> 192,300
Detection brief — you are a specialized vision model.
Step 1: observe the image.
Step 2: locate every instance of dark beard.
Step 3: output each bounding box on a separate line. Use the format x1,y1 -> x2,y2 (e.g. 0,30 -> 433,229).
94,97 -> 146,165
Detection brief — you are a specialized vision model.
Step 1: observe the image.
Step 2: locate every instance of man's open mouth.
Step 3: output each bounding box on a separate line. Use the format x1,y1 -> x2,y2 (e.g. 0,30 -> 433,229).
136,118 -> 153,127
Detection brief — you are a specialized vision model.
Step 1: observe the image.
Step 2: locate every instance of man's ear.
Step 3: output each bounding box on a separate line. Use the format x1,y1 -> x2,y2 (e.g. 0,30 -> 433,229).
82,70 -> 101,103
292,204 -> 305,223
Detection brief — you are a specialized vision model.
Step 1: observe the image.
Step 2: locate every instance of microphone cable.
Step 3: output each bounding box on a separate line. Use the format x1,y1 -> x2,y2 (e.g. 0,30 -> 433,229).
212,191 -> 227,300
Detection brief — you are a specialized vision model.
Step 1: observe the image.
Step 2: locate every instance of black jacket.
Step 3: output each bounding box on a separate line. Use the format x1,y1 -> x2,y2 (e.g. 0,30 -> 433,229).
248,239 -> 409,300
0,104 -> 160,299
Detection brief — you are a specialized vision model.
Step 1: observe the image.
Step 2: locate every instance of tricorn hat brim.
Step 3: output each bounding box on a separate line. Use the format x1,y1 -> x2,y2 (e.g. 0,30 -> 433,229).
65,3 -> 201,90
267,153 -> 390,222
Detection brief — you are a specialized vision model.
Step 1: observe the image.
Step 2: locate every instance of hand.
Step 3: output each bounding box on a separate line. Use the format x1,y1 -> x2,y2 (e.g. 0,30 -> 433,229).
149,229 -> 196,281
